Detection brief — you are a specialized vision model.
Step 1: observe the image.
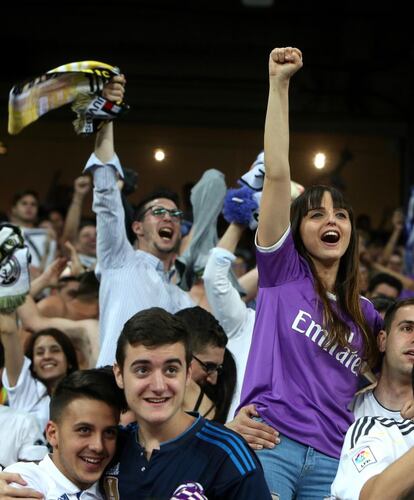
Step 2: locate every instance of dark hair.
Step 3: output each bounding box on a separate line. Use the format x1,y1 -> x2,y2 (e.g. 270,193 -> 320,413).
78,218 -> 97,231
383,298 -> 414,334
134,189 -> 180,221
175,307 -> 228,354
368,273 -> 403,296
371,295 -> 396,316
11,189 -> 39,207
25,329 -> 79,388
50,366 -> 127,422
116,307 -> 192,370
68,271 -> 99,301
291,185 -> 377,366
203,348 -> 237,424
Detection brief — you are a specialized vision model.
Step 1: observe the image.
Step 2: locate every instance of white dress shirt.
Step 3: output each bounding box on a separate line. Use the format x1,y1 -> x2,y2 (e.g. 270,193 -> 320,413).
5,454 -> 104,499
84,153 -> 194,366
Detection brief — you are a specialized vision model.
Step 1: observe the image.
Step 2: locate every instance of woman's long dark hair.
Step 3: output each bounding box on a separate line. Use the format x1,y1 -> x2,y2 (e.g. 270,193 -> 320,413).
291,185 -> 377,366
25,329 -> 79,391
204,348 -> 237,424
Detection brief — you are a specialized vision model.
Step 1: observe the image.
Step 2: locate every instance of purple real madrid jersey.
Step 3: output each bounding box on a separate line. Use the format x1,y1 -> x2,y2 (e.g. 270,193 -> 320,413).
239,228 -> 382,458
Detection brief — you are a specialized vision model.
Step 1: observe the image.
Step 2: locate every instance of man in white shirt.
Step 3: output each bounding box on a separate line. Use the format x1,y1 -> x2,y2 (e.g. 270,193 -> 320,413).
85,76 -> 193,367
2,367 -> 124,499
350,298 -> 414,420
331,416 -> 414,500
331,298 -> 414,499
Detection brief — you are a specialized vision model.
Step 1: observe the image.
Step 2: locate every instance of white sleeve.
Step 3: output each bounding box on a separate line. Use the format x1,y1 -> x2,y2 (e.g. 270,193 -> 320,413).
84,153 -> 135,269
331,418 -> 397,500
17,416 -> 48,461
2,357 -> 45,413
4,462 -> 47,494
203,247 -> 249,339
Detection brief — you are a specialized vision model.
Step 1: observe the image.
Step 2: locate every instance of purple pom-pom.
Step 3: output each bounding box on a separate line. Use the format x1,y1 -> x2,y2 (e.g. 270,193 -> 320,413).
222,186 -> 258,226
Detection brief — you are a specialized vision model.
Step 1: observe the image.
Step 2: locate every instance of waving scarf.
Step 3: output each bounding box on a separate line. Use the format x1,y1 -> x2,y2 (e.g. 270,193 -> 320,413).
8,60 -> 128,136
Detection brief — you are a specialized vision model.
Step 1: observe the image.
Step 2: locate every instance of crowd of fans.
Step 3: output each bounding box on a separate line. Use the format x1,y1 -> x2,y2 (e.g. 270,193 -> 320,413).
1,47 -> 414,499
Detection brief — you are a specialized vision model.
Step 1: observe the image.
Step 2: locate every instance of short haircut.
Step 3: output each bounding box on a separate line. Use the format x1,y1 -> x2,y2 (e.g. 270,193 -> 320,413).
368,272 -> 403,296
49,366 -> 127,422
11,189 -> 39,207
175,306 -> 228,354
25,329 -> 79,380
79,217 -> 97,230
68,271 -> 99,301
115,307 -> 192,370
134,189 -> 180,222
383,298 -> 414,334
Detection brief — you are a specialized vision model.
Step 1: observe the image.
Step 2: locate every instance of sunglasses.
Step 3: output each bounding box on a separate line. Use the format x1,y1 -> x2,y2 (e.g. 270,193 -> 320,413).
192,355 -> 223,375
142,205 -> 184,221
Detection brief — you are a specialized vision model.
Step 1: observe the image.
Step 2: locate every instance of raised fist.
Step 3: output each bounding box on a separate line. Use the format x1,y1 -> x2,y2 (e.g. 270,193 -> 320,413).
269,47 -> 303,80
102,74 -> 126,103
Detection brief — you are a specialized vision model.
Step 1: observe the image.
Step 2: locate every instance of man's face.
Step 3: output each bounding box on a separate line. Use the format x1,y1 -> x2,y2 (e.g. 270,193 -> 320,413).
76,225 -> 97,257
370,283 -> 400,299
46,398 -> 118,490
388,254 -> 404,274
191,344 -> 225,386
114,342 -> 190,429
379,305 -> 414,379
11,194 -> 38,225
132,198 -> 182,259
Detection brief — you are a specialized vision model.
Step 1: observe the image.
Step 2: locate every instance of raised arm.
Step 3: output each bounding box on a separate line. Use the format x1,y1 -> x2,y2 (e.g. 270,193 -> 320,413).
0,312 -> 24,387
17,296 -> 97,368
60,175 -> 92,247
203,223 -> 249,338
83,76 -> 137,268
257,47 -> 303,247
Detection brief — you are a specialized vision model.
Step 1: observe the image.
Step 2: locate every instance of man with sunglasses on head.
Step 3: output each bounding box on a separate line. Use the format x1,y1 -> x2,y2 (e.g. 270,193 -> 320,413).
84,76 -> 193,367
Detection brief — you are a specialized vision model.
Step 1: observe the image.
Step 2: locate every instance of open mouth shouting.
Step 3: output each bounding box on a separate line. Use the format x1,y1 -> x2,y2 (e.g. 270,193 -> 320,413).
321,230 -> 340,244
158,227 -> 174,241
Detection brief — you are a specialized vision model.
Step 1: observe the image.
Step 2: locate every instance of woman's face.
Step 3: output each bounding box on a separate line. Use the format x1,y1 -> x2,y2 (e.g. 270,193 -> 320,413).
299,191 -> 352,266
32,335 -> 69,385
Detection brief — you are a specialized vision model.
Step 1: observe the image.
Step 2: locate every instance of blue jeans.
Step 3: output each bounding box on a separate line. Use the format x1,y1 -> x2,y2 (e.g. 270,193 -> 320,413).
257,433 -> 338,500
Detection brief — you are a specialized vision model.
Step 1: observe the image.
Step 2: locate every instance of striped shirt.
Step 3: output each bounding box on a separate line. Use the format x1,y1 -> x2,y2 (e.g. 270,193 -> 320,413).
331,416 -> 414,499
84,153 -> 194,366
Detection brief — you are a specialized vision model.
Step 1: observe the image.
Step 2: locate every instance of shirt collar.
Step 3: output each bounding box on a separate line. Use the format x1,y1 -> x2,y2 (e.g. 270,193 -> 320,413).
136,249 -> 176,280
40,455 -> 100,497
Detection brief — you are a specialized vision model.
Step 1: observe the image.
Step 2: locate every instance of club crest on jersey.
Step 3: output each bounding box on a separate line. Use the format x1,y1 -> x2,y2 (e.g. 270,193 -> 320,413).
104,476 -> 120,500
0,256 -> 21,287
352,447 -> 377,472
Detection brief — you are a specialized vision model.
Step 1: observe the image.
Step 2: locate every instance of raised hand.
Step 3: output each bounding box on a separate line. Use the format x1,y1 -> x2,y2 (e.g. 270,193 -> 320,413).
102,74 -> 126,103
74,175 -> 91,197
269,46 -> 303,81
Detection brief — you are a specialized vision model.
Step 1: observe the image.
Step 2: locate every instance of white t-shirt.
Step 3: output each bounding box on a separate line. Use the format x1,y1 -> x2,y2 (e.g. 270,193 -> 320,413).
350,389 -> 402,420
2,356 -> 50,431
0,406 -> 48,469
331,416 -> 414,500
5,454 -> 104,500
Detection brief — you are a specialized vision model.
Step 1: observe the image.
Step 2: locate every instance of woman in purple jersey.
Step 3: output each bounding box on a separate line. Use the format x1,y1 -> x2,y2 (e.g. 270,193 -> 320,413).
238,47 -> 381,499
